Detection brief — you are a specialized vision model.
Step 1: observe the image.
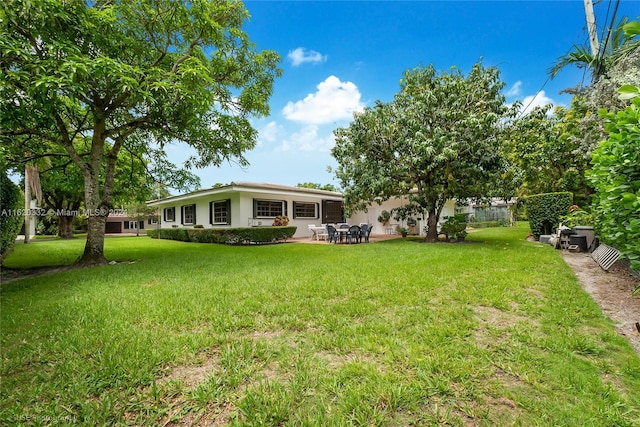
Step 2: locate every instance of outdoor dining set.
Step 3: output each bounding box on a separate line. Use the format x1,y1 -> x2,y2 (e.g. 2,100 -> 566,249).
308,223 -> 373,244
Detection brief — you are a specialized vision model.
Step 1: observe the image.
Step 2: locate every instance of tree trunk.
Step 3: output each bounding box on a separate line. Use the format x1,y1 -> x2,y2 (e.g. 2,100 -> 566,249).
77,159 -> 109,265
78,213 -> 108,265
58,215 -> 74,239
425,209 -> 440,242
24,165 -> 31,244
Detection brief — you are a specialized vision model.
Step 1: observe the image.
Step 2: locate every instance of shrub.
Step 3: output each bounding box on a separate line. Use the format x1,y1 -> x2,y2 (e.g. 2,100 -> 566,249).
560,206 -> 594,228
589,90 -> 640,272
155,226 -> 297,245
525,192 -> 572,239
158,228 -> 190,242
0,172 -> 24,263
467,220 -> 509,229
272,215 -> 289,226
440,214 -> 468,241
146,229 -> 159,238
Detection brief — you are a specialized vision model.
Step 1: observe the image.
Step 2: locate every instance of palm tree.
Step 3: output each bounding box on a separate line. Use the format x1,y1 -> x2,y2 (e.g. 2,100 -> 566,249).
549,17 -> 635,82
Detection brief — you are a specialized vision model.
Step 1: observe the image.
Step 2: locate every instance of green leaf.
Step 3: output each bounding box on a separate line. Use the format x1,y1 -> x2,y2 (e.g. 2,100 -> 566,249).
622,20 -> 640,37
618,85 -> 640,100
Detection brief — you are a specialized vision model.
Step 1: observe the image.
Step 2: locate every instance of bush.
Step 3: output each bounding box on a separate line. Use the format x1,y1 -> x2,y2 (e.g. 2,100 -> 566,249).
440,214 -> 468,241
155,226 -> 297,245
467,220 -> 509,229
0,172 -> 24,263
525,192 -> 572,239
146,229 -> 159,238
560,205 -> 594,228
589,91 -> 640,272
272,215 -> 289,226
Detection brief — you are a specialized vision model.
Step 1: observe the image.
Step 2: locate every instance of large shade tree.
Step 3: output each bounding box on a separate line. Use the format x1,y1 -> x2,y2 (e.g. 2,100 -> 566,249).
0,0 -> 281,265
333,63 -> 514,241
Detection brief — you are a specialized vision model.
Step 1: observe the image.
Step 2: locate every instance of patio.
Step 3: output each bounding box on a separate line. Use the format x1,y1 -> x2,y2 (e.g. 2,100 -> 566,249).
289,232 -> 402,244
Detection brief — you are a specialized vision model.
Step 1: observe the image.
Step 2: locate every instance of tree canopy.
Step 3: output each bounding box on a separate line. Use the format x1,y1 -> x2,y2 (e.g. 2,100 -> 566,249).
0,0 -> 281,264
333,62 -> 514,241
296,182 -> 340,192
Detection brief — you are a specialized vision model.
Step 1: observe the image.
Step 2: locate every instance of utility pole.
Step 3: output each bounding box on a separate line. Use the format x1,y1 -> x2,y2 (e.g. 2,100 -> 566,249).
584,0 -> 600,57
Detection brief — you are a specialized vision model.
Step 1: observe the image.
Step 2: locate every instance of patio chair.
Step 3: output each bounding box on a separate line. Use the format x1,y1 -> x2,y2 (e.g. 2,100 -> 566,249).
326,225 -> 338,244
359,224 -> 372,243
308,224 -> 317,239
347,225 -> 361,244
315,225 -> 328,241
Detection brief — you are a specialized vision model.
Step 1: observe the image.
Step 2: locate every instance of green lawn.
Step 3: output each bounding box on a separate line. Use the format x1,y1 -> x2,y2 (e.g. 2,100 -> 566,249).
1,227 -> 639,426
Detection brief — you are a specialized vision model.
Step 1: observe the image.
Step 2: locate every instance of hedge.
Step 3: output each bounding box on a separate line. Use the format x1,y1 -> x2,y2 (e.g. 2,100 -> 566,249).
467,220 -> 510,229
1,172 -> 24,263
589,92 -> 640,272
525,192 -> 572,239
148,226 -> 297,245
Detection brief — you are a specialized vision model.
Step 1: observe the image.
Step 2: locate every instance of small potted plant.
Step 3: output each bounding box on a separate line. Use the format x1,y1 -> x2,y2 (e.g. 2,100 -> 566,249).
396,225 -> 410,237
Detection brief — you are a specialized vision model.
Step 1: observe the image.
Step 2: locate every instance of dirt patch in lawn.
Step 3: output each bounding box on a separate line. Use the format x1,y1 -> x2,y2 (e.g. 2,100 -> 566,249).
561,251 -> 640,355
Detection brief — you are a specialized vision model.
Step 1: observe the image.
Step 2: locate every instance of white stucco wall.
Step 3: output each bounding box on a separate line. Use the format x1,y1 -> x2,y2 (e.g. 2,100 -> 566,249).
348,197 -> 457,236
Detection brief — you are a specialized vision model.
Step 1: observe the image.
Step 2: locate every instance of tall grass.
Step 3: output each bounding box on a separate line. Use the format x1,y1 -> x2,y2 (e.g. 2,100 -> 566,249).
1,228 -> 639,425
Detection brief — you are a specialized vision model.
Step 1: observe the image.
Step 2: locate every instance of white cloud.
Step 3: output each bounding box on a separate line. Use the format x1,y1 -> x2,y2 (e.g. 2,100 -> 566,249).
282,75 -> 365,125
279,125 -> 335,152
519,90 -> 555,116
258,121 -> 285,145
506,81 -> 522,97
287,47 -> 327,66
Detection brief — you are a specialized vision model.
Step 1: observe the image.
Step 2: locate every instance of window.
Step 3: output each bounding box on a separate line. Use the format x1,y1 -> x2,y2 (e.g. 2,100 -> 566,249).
254,199 -> 286,218
164,207 -> 175,222
322,200 -> 344,224
148,217 -> 158,225
181,204 -> 196,225
210,199 -> 230,225
124,221 -> 137,229
293,201 -> 318,219
139,220 -> 145,230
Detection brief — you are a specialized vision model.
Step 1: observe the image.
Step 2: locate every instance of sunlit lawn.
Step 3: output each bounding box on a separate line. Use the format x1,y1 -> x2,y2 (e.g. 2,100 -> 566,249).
1,226 -> 639,425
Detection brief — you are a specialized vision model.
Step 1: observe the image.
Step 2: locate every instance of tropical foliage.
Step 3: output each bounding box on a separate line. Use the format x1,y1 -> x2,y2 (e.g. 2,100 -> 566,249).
333,62 -> 514,241
589,85 -> 640,272
0,171 -> 23,262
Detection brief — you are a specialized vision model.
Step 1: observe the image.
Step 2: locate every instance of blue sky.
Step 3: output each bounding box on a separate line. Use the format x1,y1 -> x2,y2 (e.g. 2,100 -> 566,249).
169,0 -> 640,191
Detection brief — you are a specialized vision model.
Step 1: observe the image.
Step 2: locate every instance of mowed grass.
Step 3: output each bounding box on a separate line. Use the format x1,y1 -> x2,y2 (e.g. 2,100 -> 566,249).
1,227 -> 639,426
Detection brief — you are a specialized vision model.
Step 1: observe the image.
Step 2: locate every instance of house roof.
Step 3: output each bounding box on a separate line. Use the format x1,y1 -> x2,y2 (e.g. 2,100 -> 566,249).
146,181 -> 343,206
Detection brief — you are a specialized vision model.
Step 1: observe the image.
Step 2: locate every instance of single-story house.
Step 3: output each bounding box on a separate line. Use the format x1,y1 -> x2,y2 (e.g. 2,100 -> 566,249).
146,182 -> 346,239
146,181 -> 460,238
105,212 -> 159,234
